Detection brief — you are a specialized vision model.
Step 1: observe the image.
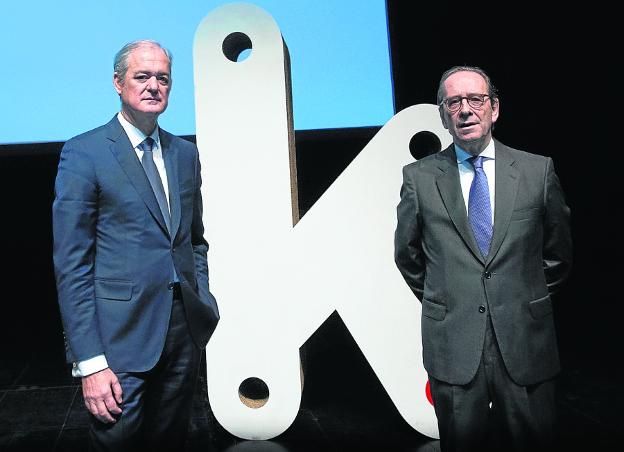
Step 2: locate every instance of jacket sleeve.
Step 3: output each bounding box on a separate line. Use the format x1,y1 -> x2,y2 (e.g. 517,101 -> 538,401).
394,165 -> 426,300
542,157 -> 573,295
52,140 -> 104,363
190,148 -> 220,320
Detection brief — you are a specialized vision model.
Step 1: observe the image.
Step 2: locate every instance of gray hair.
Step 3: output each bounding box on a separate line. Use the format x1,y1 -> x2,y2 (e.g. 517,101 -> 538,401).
436,66 -> 498,105
113,39 -> 173,82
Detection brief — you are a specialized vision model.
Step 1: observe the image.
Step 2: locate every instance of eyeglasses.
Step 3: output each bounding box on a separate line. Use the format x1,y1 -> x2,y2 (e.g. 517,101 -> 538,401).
440,93 -> 490,113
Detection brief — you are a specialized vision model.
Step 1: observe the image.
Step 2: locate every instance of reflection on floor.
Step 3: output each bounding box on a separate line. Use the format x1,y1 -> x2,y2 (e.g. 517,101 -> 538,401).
0,313 -> 620,451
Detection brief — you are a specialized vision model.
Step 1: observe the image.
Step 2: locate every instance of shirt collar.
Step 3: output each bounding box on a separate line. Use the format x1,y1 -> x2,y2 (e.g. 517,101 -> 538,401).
454,139 -> 496,164
117,112 -> 160,150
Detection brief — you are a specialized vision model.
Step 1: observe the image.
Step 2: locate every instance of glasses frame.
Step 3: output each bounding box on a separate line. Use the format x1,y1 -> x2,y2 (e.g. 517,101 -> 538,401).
440,93 -> 491,113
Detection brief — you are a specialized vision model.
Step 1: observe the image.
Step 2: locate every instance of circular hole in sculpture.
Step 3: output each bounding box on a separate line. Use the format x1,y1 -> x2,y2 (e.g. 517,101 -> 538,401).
409,131 -> 442,160
222,32 -> 253,62
239,377 -> 269,409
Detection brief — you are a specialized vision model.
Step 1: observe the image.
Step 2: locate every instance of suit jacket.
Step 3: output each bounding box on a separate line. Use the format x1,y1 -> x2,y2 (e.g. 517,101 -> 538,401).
395,140 -> 572,386
53,116 -> 219,373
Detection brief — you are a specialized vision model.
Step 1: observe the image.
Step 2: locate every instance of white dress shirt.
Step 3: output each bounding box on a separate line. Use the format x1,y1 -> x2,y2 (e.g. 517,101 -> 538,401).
118,112 -> 171,213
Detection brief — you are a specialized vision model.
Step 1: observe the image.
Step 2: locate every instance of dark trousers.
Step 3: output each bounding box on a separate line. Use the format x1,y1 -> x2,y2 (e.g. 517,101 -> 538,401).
429,314 -> 556,452
89,288 -> 201,452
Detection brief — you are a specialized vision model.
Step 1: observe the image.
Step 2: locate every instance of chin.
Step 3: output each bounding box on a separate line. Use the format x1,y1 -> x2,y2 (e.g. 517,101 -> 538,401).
459,133 -> 481,142
140,107 -> 166,115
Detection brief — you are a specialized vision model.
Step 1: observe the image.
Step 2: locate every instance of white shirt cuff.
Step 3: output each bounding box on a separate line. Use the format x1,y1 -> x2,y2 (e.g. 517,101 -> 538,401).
72,355 -> 109,377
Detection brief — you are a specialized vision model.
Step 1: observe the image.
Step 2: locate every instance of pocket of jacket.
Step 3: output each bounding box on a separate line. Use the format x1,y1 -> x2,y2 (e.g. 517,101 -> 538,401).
422,299 -> 446,321
528,294 -> 553,318
510,206 -> 542,221
94,279 -> 133,301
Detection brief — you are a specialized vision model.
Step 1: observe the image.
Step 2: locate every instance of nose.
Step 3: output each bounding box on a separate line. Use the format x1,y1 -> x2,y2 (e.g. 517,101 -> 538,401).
146,75 -> 159,92
459,98 -> 472,115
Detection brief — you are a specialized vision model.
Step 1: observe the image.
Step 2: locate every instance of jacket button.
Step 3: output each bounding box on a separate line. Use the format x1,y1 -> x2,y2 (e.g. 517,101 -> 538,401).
167,282 -> 175,290
483,271 -> 492,279
479,305 -> 486,313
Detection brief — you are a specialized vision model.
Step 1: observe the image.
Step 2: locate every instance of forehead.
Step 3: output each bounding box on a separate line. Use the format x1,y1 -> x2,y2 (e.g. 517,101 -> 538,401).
127,45 -> 170,72
444,71 -> 487,95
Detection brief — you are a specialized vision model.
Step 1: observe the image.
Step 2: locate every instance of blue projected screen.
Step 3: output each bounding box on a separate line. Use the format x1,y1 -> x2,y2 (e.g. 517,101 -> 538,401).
0,1 -> 393,145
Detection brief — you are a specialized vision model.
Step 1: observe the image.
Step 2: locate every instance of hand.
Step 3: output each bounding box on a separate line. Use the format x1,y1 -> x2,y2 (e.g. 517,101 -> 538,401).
82,368 -> 123,424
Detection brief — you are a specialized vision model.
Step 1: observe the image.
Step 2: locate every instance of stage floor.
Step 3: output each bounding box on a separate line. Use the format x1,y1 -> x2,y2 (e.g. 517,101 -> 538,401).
0,343 -> 619,452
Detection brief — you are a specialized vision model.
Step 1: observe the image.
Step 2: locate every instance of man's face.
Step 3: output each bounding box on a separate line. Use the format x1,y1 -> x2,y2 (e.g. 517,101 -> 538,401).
113,44 -> 171,120
439,71 -> 499,152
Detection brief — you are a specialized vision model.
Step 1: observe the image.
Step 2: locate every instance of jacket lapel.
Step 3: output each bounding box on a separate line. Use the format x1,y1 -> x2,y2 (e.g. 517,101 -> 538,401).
161,130 -> 181,242
105,117 -> 170,237
486,141 -> 519,265
435,145 -> 485,263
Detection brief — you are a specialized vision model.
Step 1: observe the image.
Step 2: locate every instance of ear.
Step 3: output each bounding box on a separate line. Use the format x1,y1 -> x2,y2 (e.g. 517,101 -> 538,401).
439,107 -> 449,130
113,73 -> 123,95
491,98 -> 500,124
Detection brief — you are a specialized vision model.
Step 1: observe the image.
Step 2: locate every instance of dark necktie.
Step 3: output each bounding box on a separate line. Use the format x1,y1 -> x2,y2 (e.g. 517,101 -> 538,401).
468,156 -> 492,257
139,137 -> 171,233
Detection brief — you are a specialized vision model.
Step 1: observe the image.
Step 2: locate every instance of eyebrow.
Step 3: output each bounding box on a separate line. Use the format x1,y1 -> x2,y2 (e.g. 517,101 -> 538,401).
134,71 -> 170,76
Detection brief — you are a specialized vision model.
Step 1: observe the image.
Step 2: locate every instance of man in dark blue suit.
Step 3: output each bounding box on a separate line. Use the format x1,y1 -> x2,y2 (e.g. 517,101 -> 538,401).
53,39 -> 219,451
